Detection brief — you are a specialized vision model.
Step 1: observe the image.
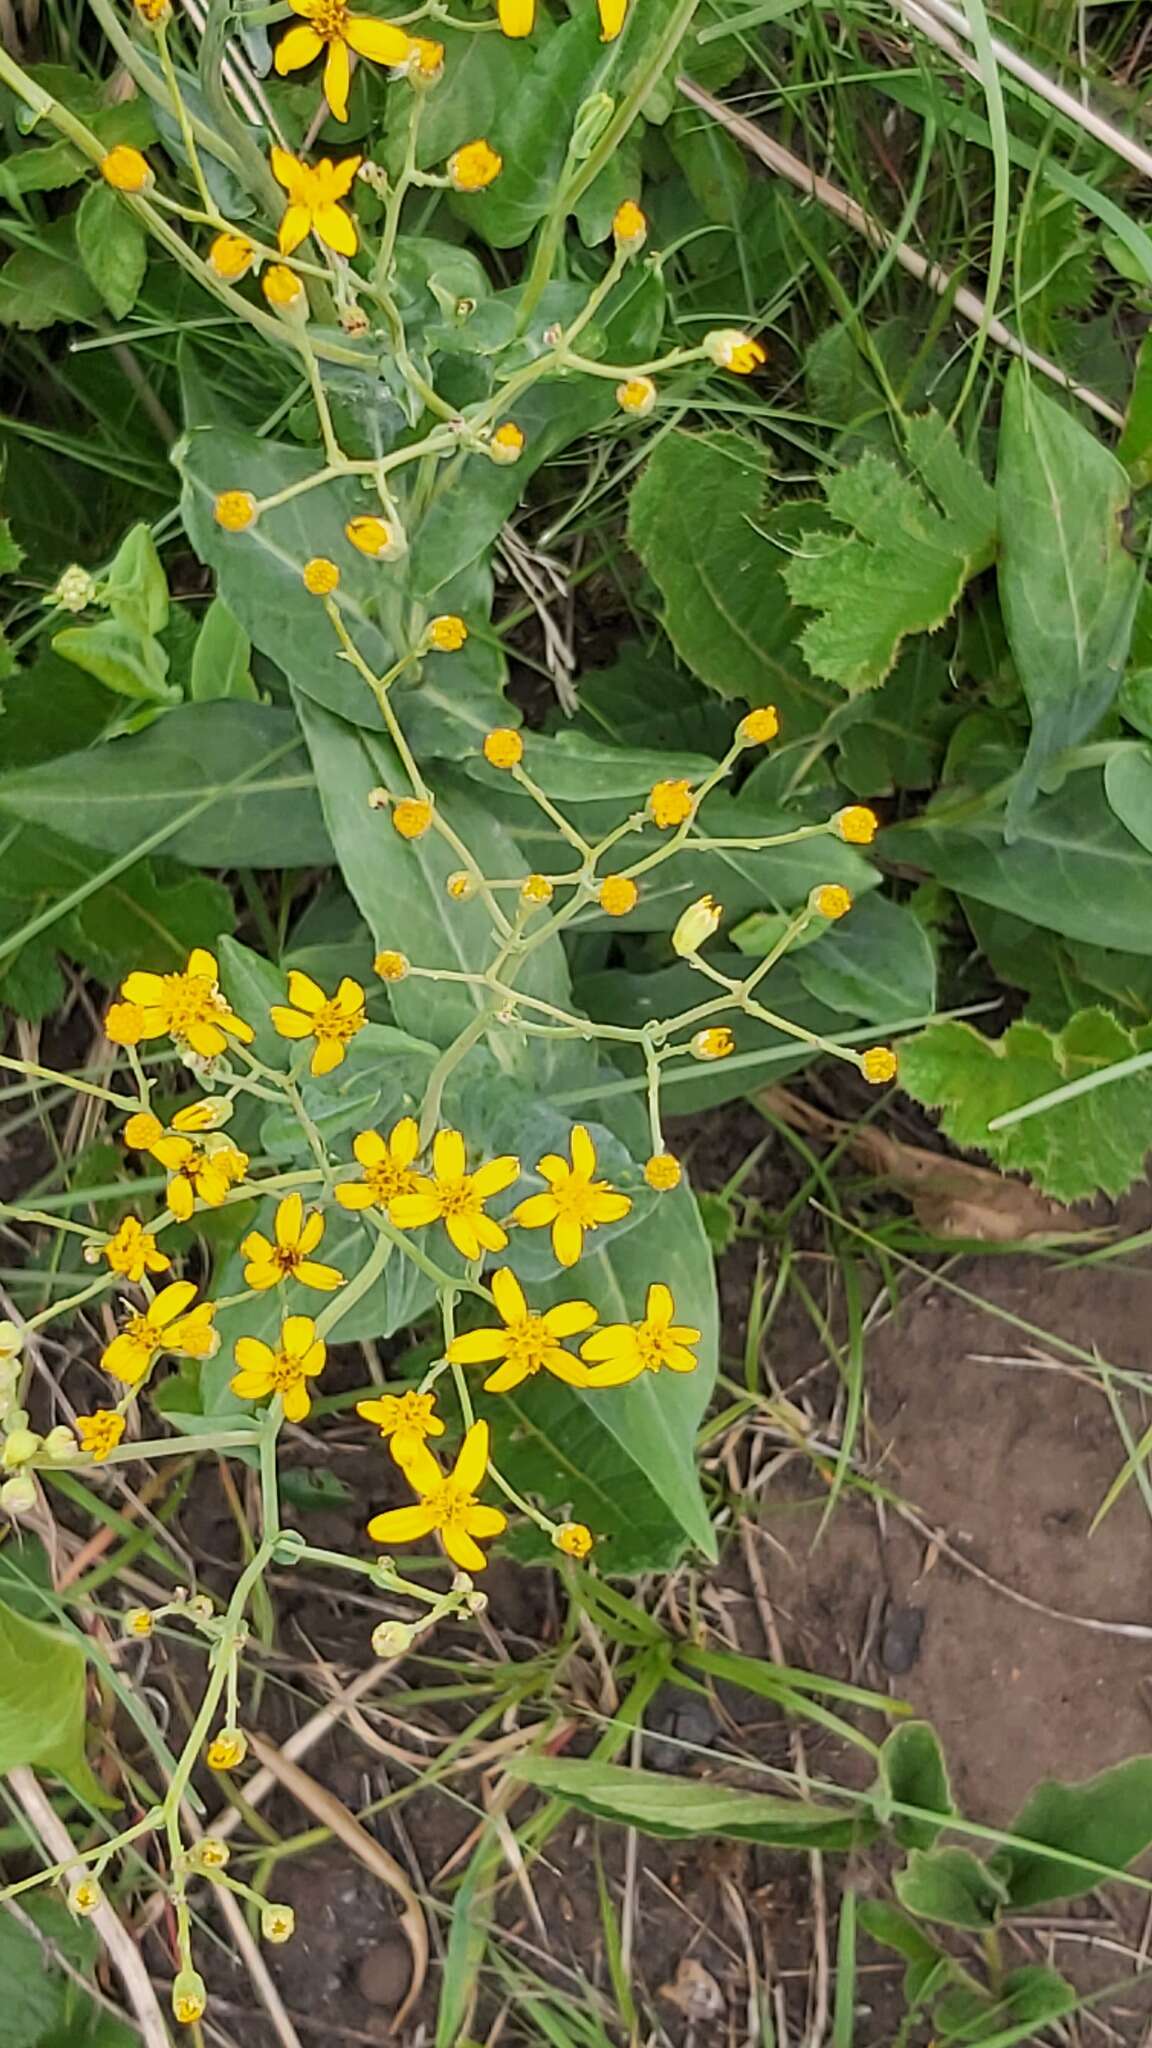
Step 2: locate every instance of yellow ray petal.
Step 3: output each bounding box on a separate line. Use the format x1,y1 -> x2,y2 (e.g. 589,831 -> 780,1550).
270,1004 -> 314,1039
552,1214 -> 584,1268
367,1503 -> 438,1542
541,1299 -> 597,1338
275,21 -> 324,72
511,1192 -> 557,1231
569,1124 -> 596,1178
448,1328 -> 510,1365
276,1192 -> 304,1247
497,0 -> 534,32
490,1266 -> 527,1325
483,1357 -> 529,1393
314,200 -> 357,257
296,1259 -> 344,1292
466,1504 -> 507,1539
390,1115 -> 420,1167
454,1420 -> 489,1494
433,1127 -> 466,1180
442,1524 -> 488,1572
322,35 -> 351,121
311,1036 -> 347,1076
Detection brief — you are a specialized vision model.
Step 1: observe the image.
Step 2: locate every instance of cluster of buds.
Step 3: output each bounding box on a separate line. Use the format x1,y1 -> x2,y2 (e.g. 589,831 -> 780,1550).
1,1328 -> 77,1514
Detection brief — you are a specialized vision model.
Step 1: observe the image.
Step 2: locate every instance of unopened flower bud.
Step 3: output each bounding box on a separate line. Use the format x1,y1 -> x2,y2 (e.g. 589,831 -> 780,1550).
261,1903 -> 296,1944
2,1425 -> 40,1470
68,1877 -> 103,1915
372,1619 -> 415,1658
672,895 -> 722,957
172,1970 -> 207,2026
50,565 -> 96,613
0,1473 -> 37,1516
122,1606 -> 154,1638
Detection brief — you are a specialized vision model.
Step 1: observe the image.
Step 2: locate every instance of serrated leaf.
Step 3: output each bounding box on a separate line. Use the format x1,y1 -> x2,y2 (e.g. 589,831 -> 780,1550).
898,1007 -> 1152,1200
0,1597 -> 107,1804
508,1753 -> 873,1847
75,182 -> 147,319
785,413 -> 996,691
995,1757 -> 1152,1907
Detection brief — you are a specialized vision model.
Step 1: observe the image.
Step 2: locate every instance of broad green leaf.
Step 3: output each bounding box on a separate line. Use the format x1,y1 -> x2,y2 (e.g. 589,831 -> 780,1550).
855,1898 -> 945,1968
737,893 -> 937,1024
834,642 -> 955,797
1118,333 -> 1152,489
101,523 -> 169,638
1104,744 -> 1152,853
894,1847 -> 1008,1931
509,1754 -> 872,1848
784,413 -> 996,691
898,1007 -> 1152,1200
0,1894 -> 101,2048
628,428 -> 831,721
665,101 -> 747,223
998,366 -> 1139,824
463,725 -> 717,805
933,1967 -> 1076,2047
0,1597 -> 106,1803
0,218 -> 103,330
75,181 -> 147,319
574,642 -> 735,759
52,619 -> 177,704
877,1722 -> 954,1851
0,514 -> 23,576
995,1757 -> 1152,1907
0,703 -> 331,866
189,595 -> 256,702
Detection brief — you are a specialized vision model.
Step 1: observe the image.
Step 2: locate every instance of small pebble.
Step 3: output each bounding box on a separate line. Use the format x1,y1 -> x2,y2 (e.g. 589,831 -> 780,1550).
356,1937 -> 412,2009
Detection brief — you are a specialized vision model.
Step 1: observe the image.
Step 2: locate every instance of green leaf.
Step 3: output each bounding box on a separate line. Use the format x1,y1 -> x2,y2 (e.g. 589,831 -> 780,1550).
784,413 -> 997,691
997,366 -> 1139,824
0,514 -> 24,577
736,894 -> 937,1024
894,1847 -> 1008,1931
877,1722 -> 955,1851
508,1754 -> 873,1848
0,1894 -> 102,2048
189,595 -> 255,702
1104,743 -> 1152,853
52,619 -> 177,704
0,703 -> 331,866
898,1007 -> 1152,1200
463,725 -> 718,805
995,1757 -> 1152,1907
0,653 -> 114,769
0,219 -> 103,330
0,1597 -> 107,1804
628,429 -> 830,721
75,181 -> 147,319
101,523 -> 169,637
1118,333 -> 1152,489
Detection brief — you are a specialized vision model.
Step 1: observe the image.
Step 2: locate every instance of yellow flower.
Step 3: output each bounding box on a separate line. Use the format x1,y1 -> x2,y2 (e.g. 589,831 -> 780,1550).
112,947 -> 253,1059
206,1728 -> 248,1771
448,1267 -> 596,1391
102,1282 -> 217,1388
483,728 -> 523,769
125,1117 -> 249,1222
389,1128 -> 520,1260
672,894 -> 722,956
346,513 -> 395,558
446,871 -> 475,900
649,777 -> 693,828
392,797 -> 433,839
617,375 -> 656,416
691,1027 -> 733,1061
496,0 -> 626,37
214,490 -> 256,532
834,804 -> 879,845
489,421 -> 524,465
366,1418 -> 506,1572
190,1837 -> 231,1871
122,1606 -> 154,1638
373,949 -> 409,981
133,0 -> 170,21
302,556 -> 340,595
336,1118 -> 423,1211
271,148 -> 361,256
76,1410 -> 126,1462
104,1001 -> 146,1044
644,1152 -> 681,1192
208,231 -> 254,281
428,613 -> 467,651
99,1216 -> 170,1283
613,199 -> 646,248
173,1972 -> 207,2027
599,875 -> 638,917
447,140 -> 502,192
521,874 -> 554,906
581,1281 -> 700,1386
406,35 -> 444,80
356,1388 -> 444,1464
230,1314 -> 326,1422
262,263 -> 306,312
270,970 -> 366,1076
861,1046 -> 898,1084
512,1124 -> 631,1268
812,883 -> 852,920
738,705 -> 779,745
100,146 -> 151,193
274,0 -> 410,122
553,1521 -> 594,1559
242,1193 -> 344,1292
262,1904 -> 296,1945
68,1878 -> 103,1916
703,328 -> 766,374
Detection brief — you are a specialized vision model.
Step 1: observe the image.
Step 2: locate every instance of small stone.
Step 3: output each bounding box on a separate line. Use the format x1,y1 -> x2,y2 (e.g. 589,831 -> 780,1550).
356,1938 -> 412,2009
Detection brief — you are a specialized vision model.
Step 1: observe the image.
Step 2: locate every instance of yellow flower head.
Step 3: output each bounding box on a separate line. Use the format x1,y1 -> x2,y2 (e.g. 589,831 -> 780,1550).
672,894 -> 722,957
103,1001 -> 146,1044
446,870 -> 475,900
356,1388 -> 444,1466
553,1521 -> 594,1559
521,874 -> 554,906
512,1123 -> 631,1268
242,1192 -> 344,1293
111,947 -> 253,1059
834,804 -> 879,845
599,875 -> 638,918
738,705 -> 780,745
374,949 -> 409,982
230,1314 -> 327,1423
133,0 -> 170,22
428,613 -> 468,651
336,1116 -> 423,1213
612,199 -> 646,249
648,777 -> 693,828
100,146 -> 151,193
172,1976 -> 207,2028
812,883 -> 853,920
68,1878 -> 103,1916
617,375 -> 656,417
190,1837 -> 231,1871
691,1026 -> 734,1062
275,0 -> 410,122
206,1727 -> 248,1771
367,1418 -> 506,1572
861,1045 -> 898,1085
703,328 -> 766,375
581,1281 -> 701,1387
99,1215 -> 170,1284
346,513 -> 397,559
392,796 -> 433,839
303,556 -> 340,596
644,1151 -> 681,1192
448,139 -> 502,192
124,1115 -> 248,1219
262,263 -> 306,312
489,421 -> 524,466
122,1606 -> 154,1638
483,728 -> 523,770
76,1410 -> 126,1463
102,1282 -> 217,1388
449,1267 -> 596,1391
208,231 -> 255,281
214,490 -> 257,532
270,970 -> 366,1076
271,147 -> 361,256
389,1127 -> 520,1260
262,1904 -> 296,1945
406,35 -> 444,80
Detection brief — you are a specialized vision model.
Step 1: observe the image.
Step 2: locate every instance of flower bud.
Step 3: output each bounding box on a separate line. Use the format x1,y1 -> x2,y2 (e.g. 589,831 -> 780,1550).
346,513 -> 405,561
483,728 -> 523,769
68,1877 -> 103,1915
703,328 -> 766,374
738,705 -> 780,745
811,884 -> 852,921
205,1727 -> 247,1770
861,1046 -> 898,1084
612,199 -> 646,251
644,1152 -> 681,1192
42,1425 -> 79,1464
427,614 -> 467,652
833,804 -> 879,845
447,139 -> 502,192
488,421 -> 524,465
0,1474 -> 37,1516
122,1606 -> 154,1638
690,1027 -> 734,1062
100,146 -> 152,193
302,557 -> 340,597
2,1425 -> 40,1470
261,1903 -> 296,1944
50,565 -> 96,614
188,1836 -> 230,1871
261,264 -> 307,318
552,1521 -> 594,1559
374,950 -> 410,982
672,895 -> 722,957
172,1970 -> 207,2026
372,1619 -> 415,1658
617,375 -> 656,417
